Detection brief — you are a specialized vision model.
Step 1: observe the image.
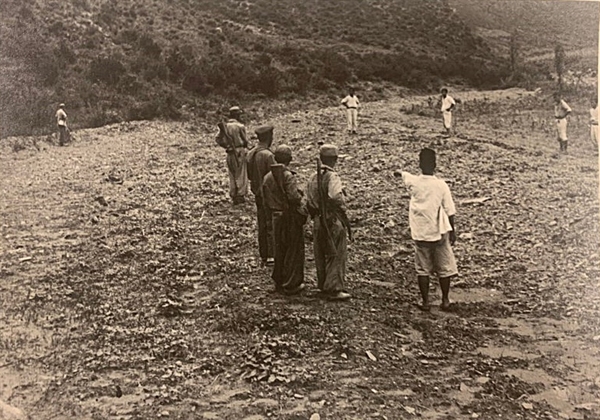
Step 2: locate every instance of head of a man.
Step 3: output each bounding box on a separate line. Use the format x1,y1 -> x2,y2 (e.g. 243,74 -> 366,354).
229,106 -> 242,119
320,144 -> 339,168
274,145 -> 292,165
419,148 -> 436,175
255,125 -> 274,147
440,88 -> 448,98
349,88 -> 355,96
59,103 -> 65,109
553,92 -> 562,104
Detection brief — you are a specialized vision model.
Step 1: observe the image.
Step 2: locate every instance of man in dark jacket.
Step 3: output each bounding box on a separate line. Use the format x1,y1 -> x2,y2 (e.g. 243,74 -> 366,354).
262,145 -> 307,294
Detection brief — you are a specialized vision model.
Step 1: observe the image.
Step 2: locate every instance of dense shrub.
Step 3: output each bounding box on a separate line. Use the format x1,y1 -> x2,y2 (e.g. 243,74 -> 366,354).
89,55 -> 127,85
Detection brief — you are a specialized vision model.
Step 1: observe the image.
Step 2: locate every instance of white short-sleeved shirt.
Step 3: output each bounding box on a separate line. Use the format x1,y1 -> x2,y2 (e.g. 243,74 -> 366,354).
590,107 -> 598,124
341,95 -> 359,108
441,95 -> 455,112
402,172 -> 456,242
56,109 -> 67,126
554,100 -> 572,119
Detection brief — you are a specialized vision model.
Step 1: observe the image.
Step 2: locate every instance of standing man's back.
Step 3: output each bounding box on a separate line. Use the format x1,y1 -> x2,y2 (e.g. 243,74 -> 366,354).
216,106 -> 249,204
247,125 -> 276,265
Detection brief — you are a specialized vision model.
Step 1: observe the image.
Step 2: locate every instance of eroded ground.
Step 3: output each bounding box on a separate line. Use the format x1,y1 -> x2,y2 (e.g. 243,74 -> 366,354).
1,89 -> 599,420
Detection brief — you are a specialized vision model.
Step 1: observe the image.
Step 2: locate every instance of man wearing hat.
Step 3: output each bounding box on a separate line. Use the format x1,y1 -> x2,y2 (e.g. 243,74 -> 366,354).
306,144 -> 352,301
216,106 -> 249,204
263,145 -> 307,294
247,125 -> 276,266
55,103 -> 70,146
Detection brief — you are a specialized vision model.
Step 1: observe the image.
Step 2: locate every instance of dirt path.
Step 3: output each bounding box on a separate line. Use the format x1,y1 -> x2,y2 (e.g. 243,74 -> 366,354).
1,89 -> 598,420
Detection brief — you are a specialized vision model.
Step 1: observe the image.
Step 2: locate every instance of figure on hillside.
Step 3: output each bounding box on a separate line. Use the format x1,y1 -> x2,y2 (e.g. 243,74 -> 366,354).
440,88 -> 456,136
247,125 -> 277,266
341,88 -> 360,134
589,96 -> 598,148
263,145 -> 307,294
396,148 -> 458,312
216,106 -> 249,204
306,144 -> 352,301
55,103 -> 70,146
553,93 -> 572,153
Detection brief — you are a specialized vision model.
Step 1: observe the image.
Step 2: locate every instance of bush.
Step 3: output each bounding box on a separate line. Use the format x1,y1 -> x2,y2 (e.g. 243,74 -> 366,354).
89,55 -> 127,85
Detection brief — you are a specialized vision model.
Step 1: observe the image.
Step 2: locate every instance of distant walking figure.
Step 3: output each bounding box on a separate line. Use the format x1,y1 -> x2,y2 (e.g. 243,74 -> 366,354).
216,106 -> 249,204
553,93 -> 572,153
440,88 -> 455,136
589,97 -> 598,148
56,103 -> 70,146
341,89 -> 359,134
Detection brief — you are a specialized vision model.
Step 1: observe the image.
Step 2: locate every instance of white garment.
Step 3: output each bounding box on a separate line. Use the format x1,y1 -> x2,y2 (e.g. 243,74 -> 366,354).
441,95 -> 455,112
346,108 -> 358,132
590,107 -> 598,125
56,109 -> 67,126
442,110 -> 452,129
341,95 -> 359,108
554,100 -> 571,118
402,172 -> 456,242
590,107 -> 598,144
556,118 -> 568,141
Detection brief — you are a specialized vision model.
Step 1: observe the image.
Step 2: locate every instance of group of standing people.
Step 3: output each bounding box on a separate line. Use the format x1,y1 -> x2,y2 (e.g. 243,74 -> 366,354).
552,93 -> 598,153
216,106 -> 353,300
216,105 -> 459,307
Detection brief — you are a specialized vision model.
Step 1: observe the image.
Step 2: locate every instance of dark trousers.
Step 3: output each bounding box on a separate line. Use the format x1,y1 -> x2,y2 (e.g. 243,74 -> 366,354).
255,197 -> 273,261
272,211 -> 305,291
58,125 -> 70,146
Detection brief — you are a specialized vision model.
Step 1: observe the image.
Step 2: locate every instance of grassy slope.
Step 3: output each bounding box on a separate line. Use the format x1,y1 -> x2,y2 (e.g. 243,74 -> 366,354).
0,89 -> 598,419
1,0 -> 501,138
449,0 -> 599,60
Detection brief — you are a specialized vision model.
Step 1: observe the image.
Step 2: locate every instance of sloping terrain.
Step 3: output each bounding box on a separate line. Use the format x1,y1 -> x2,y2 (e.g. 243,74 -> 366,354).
450,0 -> 599,67
1,0 -> 504,138
1,89 -> 598,419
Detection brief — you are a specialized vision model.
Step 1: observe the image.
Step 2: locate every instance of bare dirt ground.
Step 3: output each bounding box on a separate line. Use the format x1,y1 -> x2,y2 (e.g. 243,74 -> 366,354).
1,88 -> 599,420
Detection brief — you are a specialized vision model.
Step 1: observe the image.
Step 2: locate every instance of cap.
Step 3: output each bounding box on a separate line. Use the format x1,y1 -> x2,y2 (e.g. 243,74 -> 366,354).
229,106 -> 241,113
274,145 -> 292,163
319,144 -> 338,158
59,103 -> 65,108
440,87 -> 448,93
255,125 -> 274,137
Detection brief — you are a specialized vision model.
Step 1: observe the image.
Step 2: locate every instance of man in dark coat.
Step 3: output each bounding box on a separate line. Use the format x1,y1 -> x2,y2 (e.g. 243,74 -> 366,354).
262,145 -> 307,294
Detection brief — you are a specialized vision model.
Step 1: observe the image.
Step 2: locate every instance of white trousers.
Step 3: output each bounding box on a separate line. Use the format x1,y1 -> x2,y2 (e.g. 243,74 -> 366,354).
442,111 -> 452,129
346,108 -> 358,132
556,118 -> 568,141
591,125 -> 598,145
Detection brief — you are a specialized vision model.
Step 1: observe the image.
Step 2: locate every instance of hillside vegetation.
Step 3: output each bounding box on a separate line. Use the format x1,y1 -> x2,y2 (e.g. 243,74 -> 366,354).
450,0 -> 599,67
1,0 -> 597,139
1,0 -> 505,138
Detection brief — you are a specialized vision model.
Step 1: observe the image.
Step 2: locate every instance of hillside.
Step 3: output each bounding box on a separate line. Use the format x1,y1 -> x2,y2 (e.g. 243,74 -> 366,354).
1,0 -> 503,138
450,0 -> 599,65
2,0 -> 598,139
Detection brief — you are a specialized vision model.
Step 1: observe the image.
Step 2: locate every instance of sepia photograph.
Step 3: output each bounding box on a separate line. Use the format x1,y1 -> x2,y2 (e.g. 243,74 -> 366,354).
0,0 -> 599,418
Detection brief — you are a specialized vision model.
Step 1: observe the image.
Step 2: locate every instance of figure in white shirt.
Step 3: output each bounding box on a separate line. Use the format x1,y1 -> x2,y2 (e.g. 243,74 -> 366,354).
397,148 -> 458,312
553,92 -> 572,153
440,88 -> 456,136
341,89 -> 359,134
589,96 -> 598,148
55,103 -> 70,146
